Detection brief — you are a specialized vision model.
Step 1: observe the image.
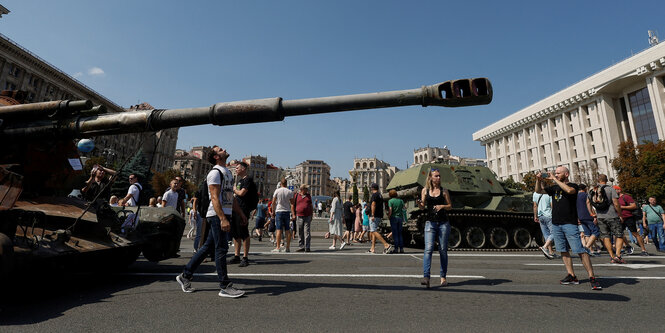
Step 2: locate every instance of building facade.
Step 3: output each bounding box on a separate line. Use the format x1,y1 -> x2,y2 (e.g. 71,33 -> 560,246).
473,42 -> 665,183
172,147 -> 213,186
0,33 -> 178,172
349,157 -> 398,193
412,146 -> 451,166
295,160 -> 331,197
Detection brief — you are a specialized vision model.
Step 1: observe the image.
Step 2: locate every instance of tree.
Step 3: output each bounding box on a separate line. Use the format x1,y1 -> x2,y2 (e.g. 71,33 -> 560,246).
522,172 -> 537,191
362,185 -> 369,203
500,176 -> 526,191
352,183 -> 359,205
612,140 -> 665,204
110,148 -> 155,202
152,169 -> 182,197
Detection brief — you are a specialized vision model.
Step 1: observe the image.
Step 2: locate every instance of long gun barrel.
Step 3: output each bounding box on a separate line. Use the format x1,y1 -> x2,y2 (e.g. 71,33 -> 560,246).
1,78 -> 491,139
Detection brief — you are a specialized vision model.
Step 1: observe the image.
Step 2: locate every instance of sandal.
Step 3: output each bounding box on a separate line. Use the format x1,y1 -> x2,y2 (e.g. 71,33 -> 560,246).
440,278 -> 448,287
366,250 -> 375,253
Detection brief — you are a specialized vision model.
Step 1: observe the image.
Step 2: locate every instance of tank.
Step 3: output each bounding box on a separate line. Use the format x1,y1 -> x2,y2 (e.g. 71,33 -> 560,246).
382,163 -> 537,249
0,78 -> 492,279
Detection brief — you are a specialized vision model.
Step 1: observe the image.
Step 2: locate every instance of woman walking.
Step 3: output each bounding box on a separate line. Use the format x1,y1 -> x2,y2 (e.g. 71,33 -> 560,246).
387,190 -> 406,253
353,202 -> 363,242
419,168 -> 453,288
328,191 -> 346,249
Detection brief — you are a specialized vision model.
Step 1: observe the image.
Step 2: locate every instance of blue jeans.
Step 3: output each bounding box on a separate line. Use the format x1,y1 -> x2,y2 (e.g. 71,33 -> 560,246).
193,213 -> 203,250
390,216 -> 404,250
551,223 -> 585,254
184,215 -> 231,288
538,215 -> 553,242
423,221 -> 450,278
648,223 -> 665,251
275,211 -> 291,231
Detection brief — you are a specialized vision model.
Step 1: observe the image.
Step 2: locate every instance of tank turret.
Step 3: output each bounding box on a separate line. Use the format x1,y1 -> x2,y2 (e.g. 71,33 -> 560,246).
0,78 -> 492,279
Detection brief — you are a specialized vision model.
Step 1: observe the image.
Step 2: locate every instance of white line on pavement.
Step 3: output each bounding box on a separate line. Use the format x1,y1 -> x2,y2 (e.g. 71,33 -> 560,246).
410,255 -> 423,261
120,272 -> 486,279
524,263 -> 665,269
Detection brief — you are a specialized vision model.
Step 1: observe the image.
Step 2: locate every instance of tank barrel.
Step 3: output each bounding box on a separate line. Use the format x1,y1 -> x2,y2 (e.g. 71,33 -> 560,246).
0,99 -> 92,120
0,79 -> 491,139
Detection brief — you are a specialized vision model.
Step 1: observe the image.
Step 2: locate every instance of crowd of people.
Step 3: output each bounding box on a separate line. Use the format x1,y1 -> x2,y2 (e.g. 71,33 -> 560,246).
82,157 -> 665,297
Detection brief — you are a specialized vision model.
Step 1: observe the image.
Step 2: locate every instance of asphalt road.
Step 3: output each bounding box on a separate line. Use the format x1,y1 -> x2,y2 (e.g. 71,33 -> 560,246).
2,227 -> 665,332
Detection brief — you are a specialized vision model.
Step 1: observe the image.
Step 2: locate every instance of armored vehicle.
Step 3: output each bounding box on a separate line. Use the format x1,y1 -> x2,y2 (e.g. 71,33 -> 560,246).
0,78 -> 493,279
383,163 -> 537,249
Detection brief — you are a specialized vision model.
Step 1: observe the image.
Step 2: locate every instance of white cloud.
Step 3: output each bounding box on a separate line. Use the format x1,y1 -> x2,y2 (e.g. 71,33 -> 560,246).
88,67 -> 105,76
73,72 -> 83,78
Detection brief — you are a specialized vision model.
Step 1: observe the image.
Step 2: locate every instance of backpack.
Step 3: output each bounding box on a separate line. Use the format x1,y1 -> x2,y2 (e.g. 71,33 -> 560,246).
132,183 -> 150,206
196,168 -> 222,216
589,185 -> 610,211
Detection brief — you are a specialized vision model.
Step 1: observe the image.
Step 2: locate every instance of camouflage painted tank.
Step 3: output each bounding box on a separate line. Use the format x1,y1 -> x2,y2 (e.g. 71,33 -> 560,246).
383,163 -> 537,249
0,78 -> 493,279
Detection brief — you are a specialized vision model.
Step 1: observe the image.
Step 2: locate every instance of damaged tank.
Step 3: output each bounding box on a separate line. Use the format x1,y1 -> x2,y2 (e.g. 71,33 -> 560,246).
383,163 -> 538,249
0,78 -> 492,279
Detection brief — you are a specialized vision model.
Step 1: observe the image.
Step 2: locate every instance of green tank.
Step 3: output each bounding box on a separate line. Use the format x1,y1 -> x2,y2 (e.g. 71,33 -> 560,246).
383,163 -> 538,249
0,78 -> 493,279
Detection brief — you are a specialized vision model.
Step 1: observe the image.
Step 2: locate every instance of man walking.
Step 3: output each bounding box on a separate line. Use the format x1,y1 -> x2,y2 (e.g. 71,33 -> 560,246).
291,184 -> 313,252
176,146 -> 245,298
368,183 -> 392,254
643,196 -> 665,252
161,179 -> 180,209
535,166 -> 601,290
587,174 -> 625,264
271,178 -> 293,252
533,191 -> 555,259
342,195 -> 355,248
616,186 -> 649,256
577,184 -> 600,255
230,161 -> 255,267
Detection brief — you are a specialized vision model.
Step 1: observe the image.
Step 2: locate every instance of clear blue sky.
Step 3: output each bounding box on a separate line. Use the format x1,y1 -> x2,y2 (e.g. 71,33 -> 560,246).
2,1 -> 663,178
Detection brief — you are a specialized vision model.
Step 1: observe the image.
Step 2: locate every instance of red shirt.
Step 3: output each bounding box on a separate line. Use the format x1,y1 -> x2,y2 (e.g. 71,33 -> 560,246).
293,192 -> 313,217
618,194 -> 635,219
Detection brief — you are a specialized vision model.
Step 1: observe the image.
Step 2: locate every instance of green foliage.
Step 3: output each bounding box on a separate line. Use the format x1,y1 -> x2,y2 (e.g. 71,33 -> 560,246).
352,183 -> 359,205
110,149 -> 155,201
612,140 -> 665,204
500,176 -> 526,191
522,172 -> 537,191
83,156 -> 107,175
152,169 -> 183,197
362,185 -> 369,203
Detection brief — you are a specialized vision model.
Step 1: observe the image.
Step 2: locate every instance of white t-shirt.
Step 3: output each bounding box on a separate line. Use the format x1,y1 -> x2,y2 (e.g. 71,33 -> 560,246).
162,189 -> 179,209
273,187 -> 293,212
127,183 -> 141,206
206,166 -> 234,218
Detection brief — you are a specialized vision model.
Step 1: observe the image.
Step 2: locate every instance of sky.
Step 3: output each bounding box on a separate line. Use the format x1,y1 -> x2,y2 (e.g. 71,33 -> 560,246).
1,1 -> 663,178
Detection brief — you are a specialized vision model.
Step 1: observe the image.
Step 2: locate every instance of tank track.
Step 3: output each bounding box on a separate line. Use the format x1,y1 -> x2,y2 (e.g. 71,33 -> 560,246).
401,209 -> 541,250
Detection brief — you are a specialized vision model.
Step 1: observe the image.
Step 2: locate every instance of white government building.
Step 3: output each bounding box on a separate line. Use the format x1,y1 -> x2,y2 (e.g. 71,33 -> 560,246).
473,38 -> 665,183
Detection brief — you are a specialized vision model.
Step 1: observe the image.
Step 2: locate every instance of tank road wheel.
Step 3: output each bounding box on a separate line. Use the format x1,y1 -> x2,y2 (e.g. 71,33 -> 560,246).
512,228 -> 532,249
448,226 -> 462,248
0,233 -> 14,282
464,226 -> 486,249
488,227 -> 510,249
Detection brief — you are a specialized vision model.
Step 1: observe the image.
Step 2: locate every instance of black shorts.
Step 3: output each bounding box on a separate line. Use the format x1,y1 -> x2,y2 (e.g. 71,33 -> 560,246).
231,213 -> 250,240
344,217 -> 354,231
623,216 -> 638,233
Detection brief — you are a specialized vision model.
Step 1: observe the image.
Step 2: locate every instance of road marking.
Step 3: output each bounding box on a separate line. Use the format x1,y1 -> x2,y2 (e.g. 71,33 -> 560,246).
524,263 -> 665,269
410,255 -> 423,261
121,272 -> 486,279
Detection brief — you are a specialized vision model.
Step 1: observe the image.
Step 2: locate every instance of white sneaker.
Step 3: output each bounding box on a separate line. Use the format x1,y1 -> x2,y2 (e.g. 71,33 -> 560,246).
279,247 -> 286,253
176,273 -> 195,293
328,245 -> 336,250
271,248 -> 280,253
340,242 -> 347,250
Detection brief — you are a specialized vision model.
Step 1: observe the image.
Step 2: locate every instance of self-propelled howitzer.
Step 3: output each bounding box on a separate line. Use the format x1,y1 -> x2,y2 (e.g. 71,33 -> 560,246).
0,78 -> 492,279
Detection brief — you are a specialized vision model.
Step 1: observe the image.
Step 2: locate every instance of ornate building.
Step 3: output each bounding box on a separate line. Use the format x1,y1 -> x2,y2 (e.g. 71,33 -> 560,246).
412,146 -> 451,166
0,33 -> 178,172
294,160 -> 331,197
172,147 -> 213,186
474,41 -> 665,182
349,157 -> 398,193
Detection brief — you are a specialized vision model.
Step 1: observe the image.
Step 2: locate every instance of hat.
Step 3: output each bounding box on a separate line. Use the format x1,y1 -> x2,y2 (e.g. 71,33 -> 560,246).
370,183 -> 379,190
613,185 -> 621,191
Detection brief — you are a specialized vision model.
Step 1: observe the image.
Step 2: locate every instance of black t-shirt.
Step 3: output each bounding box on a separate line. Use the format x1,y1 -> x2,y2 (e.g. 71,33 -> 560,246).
545,183 -> 579,225
369,192 -> 384,218
176,188 -> 186,213
84,178 -> 110,202
343,201 -> 354,219
235,176 -> 256,215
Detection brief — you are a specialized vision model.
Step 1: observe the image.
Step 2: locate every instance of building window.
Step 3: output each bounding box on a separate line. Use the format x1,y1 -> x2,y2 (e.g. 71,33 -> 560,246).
628,87 -> 659,143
